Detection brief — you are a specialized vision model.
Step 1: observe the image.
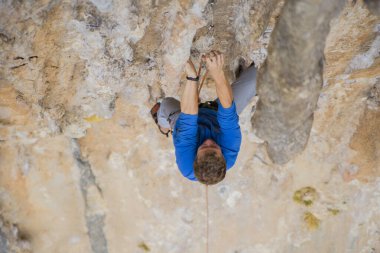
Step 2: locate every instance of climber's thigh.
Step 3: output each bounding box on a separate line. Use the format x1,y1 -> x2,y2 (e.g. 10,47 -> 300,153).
231,65 -> 257,115
157,97 -> 181,129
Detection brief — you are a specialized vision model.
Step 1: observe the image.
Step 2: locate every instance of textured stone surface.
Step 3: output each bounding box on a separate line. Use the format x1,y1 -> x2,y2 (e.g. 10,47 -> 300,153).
365,0 -> 380,15
251,0 -> 346,164
0,0 -> 379,253
0,215 -> 31,253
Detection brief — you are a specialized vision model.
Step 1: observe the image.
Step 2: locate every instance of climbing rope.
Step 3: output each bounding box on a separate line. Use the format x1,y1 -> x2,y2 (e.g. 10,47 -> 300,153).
206,185 -> 209,253
198,70 -> 208,97
197,61 -> 208,97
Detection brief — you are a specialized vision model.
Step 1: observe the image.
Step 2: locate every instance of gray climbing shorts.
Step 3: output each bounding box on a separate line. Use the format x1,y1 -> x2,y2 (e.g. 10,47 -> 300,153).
158,65 -> 257,129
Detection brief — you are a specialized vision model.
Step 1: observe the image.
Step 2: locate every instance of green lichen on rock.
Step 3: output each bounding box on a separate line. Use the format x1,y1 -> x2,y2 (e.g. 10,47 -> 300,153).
328,208 -> 340,216
304,211 -> 321,230
293,186 -> 318,206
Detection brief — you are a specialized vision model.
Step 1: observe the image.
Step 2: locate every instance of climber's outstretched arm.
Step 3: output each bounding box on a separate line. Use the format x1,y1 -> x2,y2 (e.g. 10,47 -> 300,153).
181,60 -> 199,115
204,51 -> 233,108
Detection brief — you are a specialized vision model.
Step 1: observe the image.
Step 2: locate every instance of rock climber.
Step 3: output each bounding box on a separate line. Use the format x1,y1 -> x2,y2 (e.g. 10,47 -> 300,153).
151,50 -> 257,185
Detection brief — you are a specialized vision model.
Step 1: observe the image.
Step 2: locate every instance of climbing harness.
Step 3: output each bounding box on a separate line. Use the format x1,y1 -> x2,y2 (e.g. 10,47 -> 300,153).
199,100 -> 218,111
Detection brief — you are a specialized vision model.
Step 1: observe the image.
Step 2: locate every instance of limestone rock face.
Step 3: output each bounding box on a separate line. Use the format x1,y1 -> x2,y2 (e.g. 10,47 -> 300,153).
252,0 -> 346,164
0,215 -> 31,253
0,0 -> 379,253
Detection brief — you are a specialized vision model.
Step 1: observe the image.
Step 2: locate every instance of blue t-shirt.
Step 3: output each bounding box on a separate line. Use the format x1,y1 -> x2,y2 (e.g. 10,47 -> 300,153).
173,100 -> 242,181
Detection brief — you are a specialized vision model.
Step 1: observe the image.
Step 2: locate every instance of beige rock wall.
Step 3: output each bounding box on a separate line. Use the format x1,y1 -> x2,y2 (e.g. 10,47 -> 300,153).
0,0 -> 379,253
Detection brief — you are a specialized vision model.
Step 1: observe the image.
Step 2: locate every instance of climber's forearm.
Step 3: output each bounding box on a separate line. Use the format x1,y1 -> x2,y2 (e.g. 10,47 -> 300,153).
213,71 -> 233,108
181,80 -> 199,115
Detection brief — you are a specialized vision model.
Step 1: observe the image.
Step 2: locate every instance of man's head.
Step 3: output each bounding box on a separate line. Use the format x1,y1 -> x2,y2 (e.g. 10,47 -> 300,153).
194,139 -> 226,185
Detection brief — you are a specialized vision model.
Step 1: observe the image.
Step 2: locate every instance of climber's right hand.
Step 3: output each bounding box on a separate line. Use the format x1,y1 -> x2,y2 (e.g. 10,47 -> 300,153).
203,50 -> 225,80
